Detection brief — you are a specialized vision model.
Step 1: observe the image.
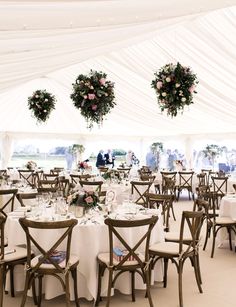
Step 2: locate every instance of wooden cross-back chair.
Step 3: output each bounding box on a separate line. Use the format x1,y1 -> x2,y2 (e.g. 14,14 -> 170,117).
18,170 -> 35,187
201,169 -> 212,186
19,218 -> 80,307
149,211 -> 204,307
197,173 -> 207,187
0,189 -> 18,217
96,215 -> 158,307
79,180 -> 103,194
130,181 -> 152,206
145,192 -> 175,232
177,171 -> 195,201
117,167 -> 131,178
0,214 -> 29,301
161,171 -> 177,194
211,176 -> 228,208
70,174 -> 81,186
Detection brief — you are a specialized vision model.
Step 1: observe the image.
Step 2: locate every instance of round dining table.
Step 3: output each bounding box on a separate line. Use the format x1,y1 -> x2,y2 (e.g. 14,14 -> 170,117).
5,206 -> 165,301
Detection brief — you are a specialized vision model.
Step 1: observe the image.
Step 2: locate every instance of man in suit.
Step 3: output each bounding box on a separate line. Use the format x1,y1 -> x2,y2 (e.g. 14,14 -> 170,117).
96,150 -> 105,168
104,149 -> 115,168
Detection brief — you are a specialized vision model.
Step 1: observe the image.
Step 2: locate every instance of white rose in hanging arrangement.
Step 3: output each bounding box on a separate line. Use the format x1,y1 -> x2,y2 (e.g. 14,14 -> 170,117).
70,70 -> 116,129
151,62 -> 198,117
28,90 -> 56,123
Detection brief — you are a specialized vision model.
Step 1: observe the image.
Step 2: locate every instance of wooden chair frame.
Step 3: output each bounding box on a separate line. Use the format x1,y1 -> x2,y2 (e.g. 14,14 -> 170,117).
149,211 -> 204,307
177,171 -> 195,201
96,216 -> 158,307
0,189 -> 18,217
19,218 -> 80,307
145,192 -> 175,231
18,170 -> 35,187
130,181 -> 152,205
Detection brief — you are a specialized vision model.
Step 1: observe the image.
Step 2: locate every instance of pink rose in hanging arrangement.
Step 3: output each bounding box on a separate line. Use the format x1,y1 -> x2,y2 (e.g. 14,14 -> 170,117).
71,70 -> 116,129
28,89 -> 56,123
151,62 -> 198,117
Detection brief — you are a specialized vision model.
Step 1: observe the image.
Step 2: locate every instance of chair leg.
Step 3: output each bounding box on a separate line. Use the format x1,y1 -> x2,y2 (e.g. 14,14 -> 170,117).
178,261 -> 184,307
0,264 -> 4,307
131,271 -> 135,302
192,255 -> 203,293
71,268 -> 80,307
106,268 -> 113,307
65,273 -> 71,307
227,227 -> 233,251
163,258 -> 168,288
9,266 -> 15,297
95,263 -> 104,306
145,269 -> 154,307
203,223 -> 211,251
211,226 -> 216,258
38,275 -> 43,307
32,277 -> 38,306
20,272 -> 32,307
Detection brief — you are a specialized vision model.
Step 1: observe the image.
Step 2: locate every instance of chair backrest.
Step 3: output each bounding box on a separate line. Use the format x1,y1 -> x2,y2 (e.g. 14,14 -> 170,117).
105,216 -> 158,268
117,167 -> 131,178
0,170 -> 7,177
78,174 -> 93,181
79,180 -> 103,193
197,173 -> 207,187
211,176 -> 228,195
38,179 -> 59,189
0,189 -> 18,217
140,175 -> 156,182
179,211 -> 204,256
130,181 -> 152,205
43,173 -> 59,181
70,174 -> 81,185
50,168 -> 64,175
18,170 -> 35,187
145,192 -> 174,230
16,192 -> 38,207
201,169 -> 212,185
178,171 -> 194,188
57,177 -> 70,198
19,218 -> 78,273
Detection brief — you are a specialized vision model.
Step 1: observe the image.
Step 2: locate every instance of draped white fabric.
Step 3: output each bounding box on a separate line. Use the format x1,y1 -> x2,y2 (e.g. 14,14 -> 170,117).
1,1 -> 236,139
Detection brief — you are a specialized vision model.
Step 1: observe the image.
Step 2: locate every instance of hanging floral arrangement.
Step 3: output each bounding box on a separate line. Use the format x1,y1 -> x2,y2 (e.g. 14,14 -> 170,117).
70,70 -> 116,129
28,90 -> 56,123
151,62 -> 198,117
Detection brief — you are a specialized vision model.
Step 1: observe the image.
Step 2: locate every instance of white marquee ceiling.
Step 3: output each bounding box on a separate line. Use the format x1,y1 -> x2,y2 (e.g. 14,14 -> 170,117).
1,0 -> 236,139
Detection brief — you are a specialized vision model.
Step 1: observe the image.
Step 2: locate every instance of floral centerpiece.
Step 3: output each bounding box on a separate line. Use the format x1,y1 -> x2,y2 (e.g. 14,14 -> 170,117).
70,70 -> 116,129
28,89 -> 56,122
67,189 -> 101,210
26,160 -> 37,170
202,144 -> 223,170
78,161 -> 89,173
151,62 -> 198,117
102,169 -> 121,181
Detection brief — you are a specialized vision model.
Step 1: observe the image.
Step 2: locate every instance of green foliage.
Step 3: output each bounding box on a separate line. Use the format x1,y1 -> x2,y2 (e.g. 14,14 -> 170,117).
151,62 -> 198,117
28,89 -> 56,122
202,144 -> 224,160
151,142 -> 164,153
71,70 -> 116,128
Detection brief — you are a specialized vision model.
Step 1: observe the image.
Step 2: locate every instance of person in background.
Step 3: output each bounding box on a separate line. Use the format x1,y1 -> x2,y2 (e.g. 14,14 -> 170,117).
125,150 -> 133,167
146,148 -> 156,171
96,150 -> 105,168
104,149 -> 115,168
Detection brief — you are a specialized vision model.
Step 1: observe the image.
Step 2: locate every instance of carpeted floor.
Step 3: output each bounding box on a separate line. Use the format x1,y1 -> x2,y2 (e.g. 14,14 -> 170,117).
3,197 -> 236,307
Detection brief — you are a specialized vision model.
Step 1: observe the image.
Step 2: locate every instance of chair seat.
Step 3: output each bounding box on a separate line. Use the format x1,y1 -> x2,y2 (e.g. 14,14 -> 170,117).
98,252 -> 144,266
164,232 -> 192,242
4,246 -> 28,262
215,217 -> 236,225
149,242 -> 192,256
31,254 -> 79,269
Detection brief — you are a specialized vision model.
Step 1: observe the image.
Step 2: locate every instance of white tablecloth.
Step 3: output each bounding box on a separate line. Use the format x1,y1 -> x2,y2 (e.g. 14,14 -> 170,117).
6,210 -> 164,301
